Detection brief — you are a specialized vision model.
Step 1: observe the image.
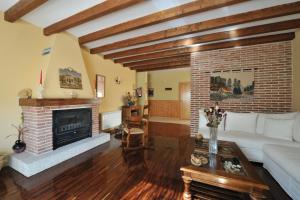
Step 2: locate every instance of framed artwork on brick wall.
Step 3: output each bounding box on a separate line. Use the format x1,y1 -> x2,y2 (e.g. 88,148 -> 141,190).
210,69 -> 254,101
96,74 -> 105,98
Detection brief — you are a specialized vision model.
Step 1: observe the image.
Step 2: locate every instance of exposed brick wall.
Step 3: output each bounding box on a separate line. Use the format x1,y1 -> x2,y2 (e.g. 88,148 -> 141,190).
191,41 -> 293,134
22,104 -> 99,154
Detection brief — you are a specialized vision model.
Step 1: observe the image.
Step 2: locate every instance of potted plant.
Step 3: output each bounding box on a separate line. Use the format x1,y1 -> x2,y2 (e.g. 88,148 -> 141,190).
7,122 -> 27,153
204,102 -> 226,155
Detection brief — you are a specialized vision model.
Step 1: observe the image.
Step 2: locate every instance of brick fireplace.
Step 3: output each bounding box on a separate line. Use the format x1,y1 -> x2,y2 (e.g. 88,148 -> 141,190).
20,98 -> 100,154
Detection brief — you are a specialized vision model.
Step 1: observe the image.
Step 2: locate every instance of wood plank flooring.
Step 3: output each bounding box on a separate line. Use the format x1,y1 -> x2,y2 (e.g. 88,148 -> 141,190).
0,122 -> 292,200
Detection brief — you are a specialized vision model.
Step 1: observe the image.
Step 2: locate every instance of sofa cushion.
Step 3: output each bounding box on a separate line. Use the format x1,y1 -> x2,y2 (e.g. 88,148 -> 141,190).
263,144 -> 300,183
198,129 -> 300,150
263,118 -> 294,141
256,112 -> 297,134
293,113 -> 300,142
226,112 -> 257,133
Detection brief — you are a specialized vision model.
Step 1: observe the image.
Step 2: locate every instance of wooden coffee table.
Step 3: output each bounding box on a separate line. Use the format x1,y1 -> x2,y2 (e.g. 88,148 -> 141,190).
180,140 -> 269,200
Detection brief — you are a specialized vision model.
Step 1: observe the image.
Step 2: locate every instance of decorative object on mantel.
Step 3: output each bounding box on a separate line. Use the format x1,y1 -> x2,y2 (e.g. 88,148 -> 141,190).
210,69 -> 254,101
37,67 -> 44,99
17,88 -> 32,99
6,114 -> 27,153
70,90 -> 78,98
59,67 -> 82,89
191,153 -> 208,167
125,92 -> 137,106
204,102 -> 226,154
0,153 -> 8,171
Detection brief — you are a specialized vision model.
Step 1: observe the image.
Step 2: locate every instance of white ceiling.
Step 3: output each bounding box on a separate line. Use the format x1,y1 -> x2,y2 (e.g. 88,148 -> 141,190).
0,0 -> 299,56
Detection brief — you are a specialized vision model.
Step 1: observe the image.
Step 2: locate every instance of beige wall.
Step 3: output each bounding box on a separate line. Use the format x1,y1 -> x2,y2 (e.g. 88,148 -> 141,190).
82,50 -> 136,113
293,30 -> 300,111
148,69 -> 191,100
0,12 -> 135,152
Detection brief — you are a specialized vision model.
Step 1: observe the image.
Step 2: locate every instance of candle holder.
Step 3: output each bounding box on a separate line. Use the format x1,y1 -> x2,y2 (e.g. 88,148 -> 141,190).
37,84 -> 44,99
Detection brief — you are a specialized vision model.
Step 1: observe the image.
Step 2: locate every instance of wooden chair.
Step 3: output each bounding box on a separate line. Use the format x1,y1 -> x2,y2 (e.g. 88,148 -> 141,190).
122,115 -> 148,151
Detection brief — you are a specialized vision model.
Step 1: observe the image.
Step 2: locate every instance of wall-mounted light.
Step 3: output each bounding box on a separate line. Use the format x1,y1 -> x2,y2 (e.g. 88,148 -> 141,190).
115,76 -> 121,84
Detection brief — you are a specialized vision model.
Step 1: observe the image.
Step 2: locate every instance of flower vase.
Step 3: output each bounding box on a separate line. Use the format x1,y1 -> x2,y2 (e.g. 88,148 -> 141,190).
209,127 -> 218,154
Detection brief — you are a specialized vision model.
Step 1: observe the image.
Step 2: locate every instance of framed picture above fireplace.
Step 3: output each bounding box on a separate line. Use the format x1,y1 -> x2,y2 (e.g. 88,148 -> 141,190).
96,74 -> 105,98
59,67 -> 83,89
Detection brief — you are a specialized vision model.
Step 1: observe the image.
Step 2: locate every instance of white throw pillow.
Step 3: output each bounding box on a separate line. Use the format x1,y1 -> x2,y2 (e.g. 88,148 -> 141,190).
198,109 -> 225,130
256,112 -> 297,134
199,109 -> 207,128
263,118 -> 294,141
226,112 -> 257,133
293,113 -> 300,142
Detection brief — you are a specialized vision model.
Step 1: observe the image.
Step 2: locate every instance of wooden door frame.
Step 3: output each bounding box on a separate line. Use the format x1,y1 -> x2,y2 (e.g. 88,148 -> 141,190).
179,81 -> 191,120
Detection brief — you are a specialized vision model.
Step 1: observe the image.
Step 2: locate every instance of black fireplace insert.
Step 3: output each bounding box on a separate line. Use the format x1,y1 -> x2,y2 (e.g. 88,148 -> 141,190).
53,108 -> 92,149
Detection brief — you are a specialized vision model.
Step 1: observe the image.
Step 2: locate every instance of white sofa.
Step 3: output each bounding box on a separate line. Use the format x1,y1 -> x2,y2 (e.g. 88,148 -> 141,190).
198,111 -> 300,200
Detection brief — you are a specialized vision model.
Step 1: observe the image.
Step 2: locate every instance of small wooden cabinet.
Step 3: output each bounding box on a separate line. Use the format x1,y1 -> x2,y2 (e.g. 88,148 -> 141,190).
122,105 -> 142,122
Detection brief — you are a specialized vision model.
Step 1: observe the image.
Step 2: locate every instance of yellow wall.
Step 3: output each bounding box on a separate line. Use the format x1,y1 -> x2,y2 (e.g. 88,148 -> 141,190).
44,33 -> 93,98
0,12 -> 135,152
293,30 -> 300,111
148,69 -> 191,100
0,12 -> 51,152
82,50 -> 136,113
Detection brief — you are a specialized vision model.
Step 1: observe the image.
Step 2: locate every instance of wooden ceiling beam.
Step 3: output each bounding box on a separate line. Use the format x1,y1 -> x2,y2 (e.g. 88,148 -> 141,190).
105,19 -> 300,59
43,0 -> 144,36
79,0 -> 246,43
123,55 -> 191,67
4,0 -> 48,22
90,1 -> 300,53
135,65 -> 190,72
131,60 -> 191,70
115,33 -> 295,63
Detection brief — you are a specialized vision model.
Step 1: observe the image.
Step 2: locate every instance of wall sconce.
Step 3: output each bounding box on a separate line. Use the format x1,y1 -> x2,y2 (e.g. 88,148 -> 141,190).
115,76 -> 121,84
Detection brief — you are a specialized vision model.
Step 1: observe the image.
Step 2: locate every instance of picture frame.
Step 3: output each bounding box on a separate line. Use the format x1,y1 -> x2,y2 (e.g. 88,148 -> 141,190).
148,88 -> 154,97
96,74 -> 105,98
136,87 -> 142,97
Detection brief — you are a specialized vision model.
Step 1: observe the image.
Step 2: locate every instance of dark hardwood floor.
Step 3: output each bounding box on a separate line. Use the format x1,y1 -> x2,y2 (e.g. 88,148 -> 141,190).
0,122 -> 292,200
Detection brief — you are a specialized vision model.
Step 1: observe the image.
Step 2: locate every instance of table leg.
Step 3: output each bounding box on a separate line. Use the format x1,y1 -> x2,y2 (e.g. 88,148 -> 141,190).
182,176 -> 192,200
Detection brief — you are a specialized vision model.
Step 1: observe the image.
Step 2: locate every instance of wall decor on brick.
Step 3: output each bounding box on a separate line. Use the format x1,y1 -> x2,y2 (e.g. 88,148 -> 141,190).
191,41 -> 293,134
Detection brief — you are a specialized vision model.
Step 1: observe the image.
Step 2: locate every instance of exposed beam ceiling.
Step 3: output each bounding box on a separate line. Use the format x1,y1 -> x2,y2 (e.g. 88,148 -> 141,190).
44,0 -> 144,36
136,65 -> 191,72
4,0 -> 48,22
104,19 -> 300,59
123,55 -> 191,67
115,33 -> 295,64
78,0 -> 247,43
1,1 -> 299,72
131,60 -> 191,70
90,1 -> 300,53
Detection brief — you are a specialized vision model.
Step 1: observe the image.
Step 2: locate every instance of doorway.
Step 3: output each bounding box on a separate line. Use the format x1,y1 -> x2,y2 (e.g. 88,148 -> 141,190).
179,82 -> 191,120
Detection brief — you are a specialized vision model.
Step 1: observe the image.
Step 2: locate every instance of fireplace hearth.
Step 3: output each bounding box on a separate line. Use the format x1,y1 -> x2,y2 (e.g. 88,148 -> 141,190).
10,99 -> 110,177
53,108 -> 92,149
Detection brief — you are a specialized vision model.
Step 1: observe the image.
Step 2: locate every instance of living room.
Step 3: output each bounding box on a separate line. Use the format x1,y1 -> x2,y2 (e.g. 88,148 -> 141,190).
1,0 -> 300,200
